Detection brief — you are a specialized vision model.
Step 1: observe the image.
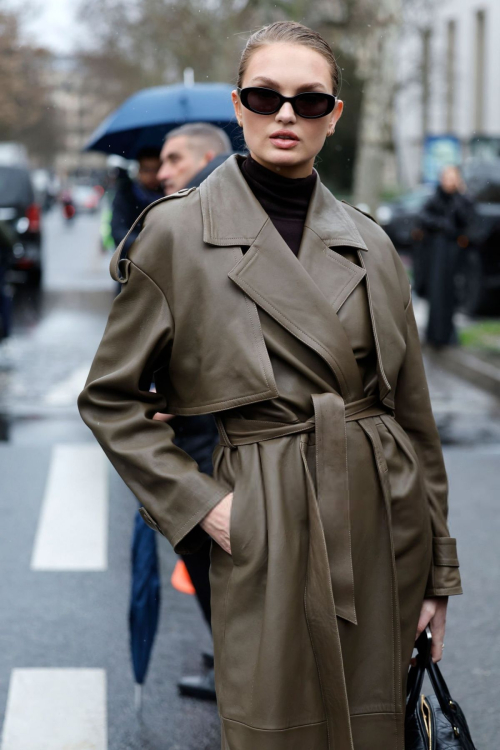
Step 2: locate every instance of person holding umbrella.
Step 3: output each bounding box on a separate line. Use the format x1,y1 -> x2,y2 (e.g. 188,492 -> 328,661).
157,122 -> 232,196
80,21 -> 462,750
153,123 -> 233,702
130,127 -> 231,706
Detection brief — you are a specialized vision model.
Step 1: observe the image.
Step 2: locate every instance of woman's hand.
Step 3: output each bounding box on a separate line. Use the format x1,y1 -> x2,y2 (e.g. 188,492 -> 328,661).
200,492 -> 233,555
416,596 -> 448,662
152,412 -> 175,422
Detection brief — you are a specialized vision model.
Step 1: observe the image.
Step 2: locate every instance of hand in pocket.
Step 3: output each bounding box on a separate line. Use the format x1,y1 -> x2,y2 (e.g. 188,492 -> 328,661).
200,491 -> 234,555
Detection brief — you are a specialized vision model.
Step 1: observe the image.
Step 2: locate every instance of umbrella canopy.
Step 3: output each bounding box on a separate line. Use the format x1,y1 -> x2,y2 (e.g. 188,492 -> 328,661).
85,82 -> 242,159
129,510 -> 161,700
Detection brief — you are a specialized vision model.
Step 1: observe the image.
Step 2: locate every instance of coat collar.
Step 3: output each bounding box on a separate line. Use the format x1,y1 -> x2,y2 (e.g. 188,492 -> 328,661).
199,153 -> 368,252
199,153 -> 388,404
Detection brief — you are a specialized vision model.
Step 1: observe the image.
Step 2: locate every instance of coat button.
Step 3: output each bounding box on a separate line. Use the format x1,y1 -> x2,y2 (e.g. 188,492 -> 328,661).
139,507 -> 163,534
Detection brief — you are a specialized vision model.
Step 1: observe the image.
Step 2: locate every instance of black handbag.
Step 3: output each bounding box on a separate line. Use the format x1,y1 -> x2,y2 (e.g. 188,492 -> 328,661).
405,628 -> 477,750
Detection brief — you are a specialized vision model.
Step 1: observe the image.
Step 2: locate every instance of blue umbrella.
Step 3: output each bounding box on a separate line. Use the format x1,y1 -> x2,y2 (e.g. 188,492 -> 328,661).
84,82 -> 242,159
129,510 -> 161,710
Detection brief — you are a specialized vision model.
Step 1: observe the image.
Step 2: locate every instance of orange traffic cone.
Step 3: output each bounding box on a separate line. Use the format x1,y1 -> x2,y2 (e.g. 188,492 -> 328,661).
171,559 -> 196,595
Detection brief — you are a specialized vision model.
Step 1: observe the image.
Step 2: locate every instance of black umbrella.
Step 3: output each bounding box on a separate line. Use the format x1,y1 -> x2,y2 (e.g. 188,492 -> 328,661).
129,510 -> 161,710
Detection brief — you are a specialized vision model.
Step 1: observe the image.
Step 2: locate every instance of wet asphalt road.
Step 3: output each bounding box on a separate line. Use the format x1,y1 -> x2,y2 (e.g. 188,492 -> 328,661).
0,207 -> 498,748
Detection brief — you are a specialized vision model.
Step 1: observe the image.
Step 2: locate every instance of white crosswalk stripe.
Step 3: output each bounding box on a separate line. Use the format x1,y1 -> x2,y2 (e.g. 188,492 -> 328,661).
0,668 -> 107,750
31,444 -> 108,571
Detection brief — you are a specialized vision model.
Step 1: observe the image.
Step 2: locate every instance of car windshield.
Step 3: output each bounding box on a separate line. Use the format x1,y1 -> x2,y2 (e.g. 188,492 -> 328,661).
0,166 -> 34,206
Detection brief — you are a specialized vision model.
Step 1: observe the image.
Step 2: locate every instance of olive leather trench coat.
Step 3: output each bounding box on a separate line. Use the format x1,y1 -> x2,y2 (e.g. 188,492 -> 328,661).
78,154 -> 462,750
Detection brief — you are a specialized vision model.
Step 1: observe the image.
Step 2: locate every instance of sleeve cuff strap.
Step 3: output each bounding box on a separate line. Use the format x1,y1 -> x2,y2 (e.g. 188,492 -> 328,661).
426,537 -> 462,596
433,537 -> 459,566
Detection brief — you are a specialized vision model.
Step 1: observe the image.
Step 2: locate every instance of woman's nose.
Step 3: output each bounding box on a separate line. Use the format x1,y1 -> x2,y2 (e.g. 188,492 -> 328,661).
276,102 -> 296,123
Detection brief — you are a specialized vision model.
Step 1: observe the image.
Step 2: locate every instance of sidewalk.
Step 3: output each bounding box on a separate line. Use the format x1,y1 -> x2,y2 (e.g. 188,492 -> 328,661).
413,296 -> 500,398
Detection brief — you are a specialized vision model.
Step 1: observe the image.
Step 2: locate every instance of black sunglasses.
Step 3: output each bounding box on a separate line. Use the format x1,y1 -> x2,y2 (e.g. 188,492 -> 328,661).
237,86 -> 336,119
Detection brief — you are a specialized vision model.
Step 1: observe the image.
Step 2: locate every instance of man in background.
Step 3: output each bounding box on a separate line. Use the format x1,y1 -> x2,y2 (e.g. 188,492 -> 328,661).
158,122 -> 232,195
110,146 -> 163,248
155,123 -> 232,701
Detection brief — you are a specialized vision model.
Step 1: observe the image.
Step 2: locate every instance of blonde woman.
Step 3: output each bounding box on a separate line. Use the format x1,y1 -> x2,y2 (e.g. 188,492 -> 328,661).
79,21 -> 462,750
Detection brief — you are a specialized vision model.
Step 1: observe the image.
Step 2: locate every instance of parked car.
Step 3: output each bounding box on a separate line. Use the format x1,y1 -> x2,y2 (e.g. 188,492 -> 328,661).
0,165 -> 42,286
457,160 -> 500,314
32,168 -> 60,212
0,219 -> 15,339
375,186 -> 434,254
71,185 -> 103,213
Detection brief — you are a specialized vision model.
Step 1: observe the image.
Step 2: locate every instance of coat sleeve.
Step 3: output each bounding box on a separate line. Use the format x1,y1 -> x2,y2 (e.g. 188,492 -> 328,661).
77,218 -> 230,554
393,261 -> 462,597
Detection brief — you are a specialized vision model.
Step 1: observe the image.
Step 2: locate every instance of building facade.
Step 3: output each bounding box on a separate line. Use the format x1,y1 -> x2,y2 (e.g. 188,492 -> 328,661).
46,56 -> 109,177
395,0 -> 500,187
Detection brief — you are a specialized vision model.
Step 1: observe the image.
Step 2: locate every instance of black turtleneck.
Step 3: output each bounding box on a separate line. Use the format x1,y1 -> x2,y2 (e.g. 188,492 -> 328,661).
240,156 -> 317,256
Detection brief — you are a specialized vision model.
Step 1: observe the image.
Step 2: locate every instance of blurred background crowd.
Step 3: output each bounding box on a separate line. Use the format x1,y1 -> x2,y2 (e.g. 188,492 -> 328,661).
0,1 -> 498,749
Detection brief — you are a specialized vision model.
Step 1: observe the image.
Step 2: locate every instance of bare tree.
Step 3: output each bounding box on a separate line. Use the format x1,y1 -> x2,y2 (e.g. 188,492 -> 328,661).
0,8 -> 61,163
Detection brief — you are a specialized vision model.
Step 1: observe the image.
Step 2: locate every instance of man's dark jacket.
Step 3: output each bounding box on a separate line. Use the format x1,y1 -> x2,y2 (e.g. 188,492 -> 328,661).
111,175 -> 163,248
170,153 -> 233,474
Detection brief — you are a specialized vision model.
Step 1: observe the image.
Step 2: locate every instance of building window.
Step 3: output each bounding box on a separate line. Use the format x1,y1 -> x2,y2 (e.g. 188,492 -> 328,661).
474,9 -> 486,133
446,20 -> 456,132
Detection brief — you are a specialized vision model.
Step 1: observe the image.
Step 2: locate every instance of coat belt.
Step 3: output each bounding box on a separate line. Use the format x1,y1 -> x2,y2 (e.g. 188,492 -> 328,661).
216,393 -> 390,622
215,393 -> 393,750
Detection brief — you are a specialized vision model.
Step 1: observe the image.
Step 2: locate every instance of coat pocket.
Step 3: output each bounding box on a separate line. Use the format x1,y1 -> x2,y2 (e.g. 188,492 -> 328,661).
228,484 -> 241,565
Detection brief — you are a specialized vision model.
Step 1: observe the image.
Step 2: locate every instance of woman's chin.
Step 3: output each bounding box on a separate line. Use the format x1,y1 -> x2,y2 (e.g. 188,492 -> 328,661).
254,147 -> 311,173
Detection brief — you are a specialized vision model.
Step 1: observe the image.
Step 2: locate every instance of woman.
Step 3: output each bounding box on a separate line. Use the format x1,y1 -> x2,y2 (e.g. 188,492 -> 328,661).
419,165 -> 473,347
79,21 -> 462,750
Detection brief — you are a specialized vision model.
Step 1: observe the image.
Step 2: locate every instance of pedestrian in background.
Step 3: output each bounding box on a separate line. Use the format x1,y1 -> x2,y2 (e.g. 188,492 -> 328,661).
79,21 -> 462,750
155,122 -> 232,701
420,165 -> 474,347
110,146 -> 163,249
157,122 -> 233,196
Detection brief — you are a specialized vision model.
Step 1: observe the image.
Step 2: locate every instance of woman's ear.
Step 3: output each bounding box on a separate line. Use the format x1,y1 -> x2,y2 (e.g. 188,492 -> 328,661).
328,99 -> 344,136
231,90 -> 243,127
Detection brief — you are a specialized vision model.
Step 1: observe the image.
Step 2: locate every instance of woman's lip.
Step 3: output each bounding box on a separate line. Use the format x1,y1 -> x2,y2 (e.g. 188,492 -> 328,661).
269,136 -> 300,149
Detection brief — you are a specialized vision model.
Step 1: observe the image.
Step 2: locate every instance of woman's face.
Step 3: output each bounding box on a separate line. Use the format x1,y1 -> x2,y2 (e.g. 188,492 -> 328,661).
232,42 -> 343,178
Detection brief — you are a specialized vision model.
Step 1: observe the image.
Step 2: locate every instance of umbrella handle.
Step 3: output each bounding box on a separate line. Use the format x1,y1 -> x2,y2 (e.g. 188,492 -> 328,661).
134,683 -> 143,713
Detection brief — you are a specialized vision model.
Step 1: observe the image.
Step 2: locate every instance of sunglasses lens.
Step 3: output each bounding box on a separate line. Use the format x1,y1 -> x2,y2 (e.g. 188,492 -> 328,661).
246,88 -> 281,114
295,93 -> 332,117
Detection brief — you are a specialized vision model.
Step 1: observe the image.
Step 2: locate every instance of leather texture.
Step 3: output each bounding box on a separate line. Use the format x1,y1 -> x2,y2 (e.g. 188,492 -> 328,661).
79,154 -> 463,750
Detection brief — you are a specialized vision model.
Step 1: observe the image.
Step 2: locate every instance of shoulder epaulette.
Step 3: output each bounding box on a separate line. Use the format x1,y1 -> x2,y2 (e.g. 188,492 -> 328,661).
114,187 -> 196,281
341,200 -> 378,225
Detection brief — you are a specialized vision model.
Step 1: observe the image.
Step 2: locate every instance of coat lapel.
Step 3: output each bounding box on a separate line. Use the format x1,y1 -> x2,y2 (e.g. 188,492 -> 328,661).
228,219 -> 363,402
298,227 -> 366,314
200,155 -> 374,403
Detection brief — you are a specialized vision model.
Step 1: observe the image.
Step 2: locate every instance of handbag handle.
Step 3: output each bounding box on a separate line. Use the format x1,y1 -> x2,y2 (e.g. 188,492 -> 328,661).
406,626 -> 432,715
427,658 -> 457,719
407,628 -> 461,726
407,628 -> 476,750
